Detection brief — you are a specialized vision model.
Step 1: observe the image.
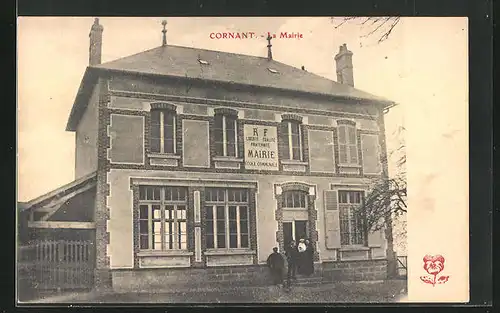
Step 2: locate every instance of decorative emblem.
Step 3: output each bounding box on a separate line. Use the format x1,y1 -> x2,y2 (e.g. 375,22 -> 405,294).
420,254 -> 450,287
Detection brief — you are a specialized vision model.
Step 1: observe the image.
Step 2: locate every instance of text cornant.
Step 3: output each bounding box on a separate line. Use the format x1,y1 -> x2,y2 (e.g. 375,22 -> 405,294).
209,31 -> 303,39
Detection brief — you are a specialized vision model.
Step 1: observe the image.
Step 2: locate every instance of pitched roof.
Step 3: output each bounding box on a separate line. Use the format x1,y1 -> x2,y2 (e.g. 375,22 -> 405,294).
20,171 -> 97,212
93,45 -> 391,103
66,44 -> 396,131
17,202 -> 29,212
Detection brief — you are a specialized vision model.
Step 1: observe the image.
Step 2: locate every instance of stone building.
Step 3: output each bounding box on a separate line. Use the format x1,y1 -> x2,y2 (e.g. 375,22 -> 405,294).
21,19 -> 396,291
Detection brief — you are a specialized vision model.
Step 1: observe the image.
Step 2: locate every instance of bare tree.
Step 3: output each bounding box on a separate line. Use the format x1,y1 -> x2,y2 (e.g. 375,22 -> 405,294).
331,17 -> 401,43
360,126 -> 406,232
353,125 -> 406,278
361,177 -> 407,232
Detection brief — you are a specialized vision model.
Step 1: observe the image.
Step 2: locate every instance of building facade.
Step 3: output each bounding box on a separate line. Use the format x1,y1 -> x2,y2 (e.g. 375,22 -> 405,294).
22,19 -> 396,291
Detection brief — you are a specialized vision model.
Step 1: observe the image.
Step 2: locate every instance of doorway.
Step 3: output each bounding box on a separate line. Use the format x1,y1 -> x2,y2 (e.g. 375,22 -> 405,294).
283,220 -> 308,246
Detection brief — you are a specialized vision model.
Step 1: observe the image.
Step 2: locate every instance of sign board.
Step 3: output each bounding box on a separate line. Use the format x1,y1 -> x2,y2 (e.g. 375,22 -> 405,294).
244,124 -> 279,171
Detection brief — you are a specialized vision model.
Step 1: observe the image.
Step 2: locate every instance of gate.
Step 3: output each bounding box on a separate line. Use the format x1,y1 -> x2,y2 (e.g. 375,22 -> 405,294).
397,255 -> 407,277
19,240 -> 95,290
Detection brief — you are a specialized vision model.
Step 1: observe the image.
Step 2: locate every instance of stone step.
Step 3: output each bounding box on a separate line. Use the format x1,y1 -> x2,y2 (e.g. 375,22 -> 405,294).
293,275 -> 323,286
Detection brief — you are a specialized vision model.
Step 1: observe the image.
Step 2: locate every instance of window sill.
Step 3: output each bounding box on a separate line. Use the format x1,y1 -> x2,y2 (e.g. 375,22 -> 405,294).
137,250 -> 194,257
213,156 -> 243,169
338,163 -> 362,168
281,160 -> 308,172
212,156 -> 243,163
148,153 -> 181,159
339,246 -> 370,252
204,249 -> 255,256
148,153 -> 181,167
281,160 -> 308,166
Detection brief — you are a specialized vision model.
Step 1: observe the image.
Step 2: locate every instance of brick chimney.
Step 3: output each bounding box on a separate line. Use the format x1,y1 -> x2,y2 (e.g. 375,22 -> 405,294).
89,18 -> 103,66
334,43 -> 354,87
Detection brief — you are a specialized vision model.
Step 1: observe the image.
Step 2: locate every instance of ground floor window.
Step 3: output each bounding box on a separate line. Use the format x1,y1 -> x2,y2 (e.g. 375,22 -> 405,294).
204,188 -> 250,249
138,186 -> 188,250
338,190 -> 366,246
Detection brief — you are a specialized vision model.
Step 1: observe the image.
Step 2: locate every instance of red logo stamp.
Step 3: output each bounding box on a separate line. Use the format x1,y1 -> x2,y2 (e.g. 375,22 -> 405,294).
420,254 -> 450,287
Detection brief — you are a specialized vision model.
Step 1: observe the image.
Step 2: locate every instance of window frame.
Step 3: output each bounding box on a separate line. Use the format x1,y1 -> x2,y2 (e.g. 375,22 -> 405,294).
204,188 -> 250,249
337,122 -> 358,165
150,109 -> 177,155
138,186 -> 188,251
338,190 -> 367,246
214,114 -> 239,157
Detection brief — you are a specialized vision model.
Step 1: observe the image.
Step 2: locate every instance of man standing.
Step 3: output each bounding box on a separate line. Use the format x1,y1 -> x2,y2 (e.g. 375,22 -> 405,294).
266,247 -> 285,286
285,240 -> 298,288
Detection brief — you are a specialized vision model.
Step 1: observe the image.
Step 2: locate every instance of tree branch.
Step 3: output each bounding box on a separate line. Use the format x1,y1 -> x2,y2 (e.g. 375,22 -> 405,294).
378,17 -> 401,43
362,17 -> 391,38
332,16 -> 401,44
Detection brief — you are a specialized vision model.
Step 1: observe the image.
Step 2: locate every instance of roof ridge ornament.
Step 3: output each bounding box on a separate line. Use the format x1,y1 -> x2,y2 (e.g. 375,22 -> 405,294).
161,20 -> 168,46
266,33 -> 273,60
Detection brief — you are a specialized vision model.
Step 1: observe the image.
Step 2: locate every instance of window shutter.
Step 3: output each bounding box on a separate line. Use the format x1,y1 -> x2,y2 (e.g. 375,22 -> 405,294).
347,125 -> 356,144
337,126 -> 348,164
349,145 -> 358,164
347,126 -> 358,164
324,190 -> 341,249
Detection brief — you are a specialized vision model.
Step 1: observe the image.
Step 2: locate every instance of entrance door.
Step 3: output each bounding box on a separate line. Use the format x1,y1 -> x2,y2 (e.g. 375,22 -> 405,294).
283,222 -> 293,246
283,220 -> 308,246
294,220 -> 307,241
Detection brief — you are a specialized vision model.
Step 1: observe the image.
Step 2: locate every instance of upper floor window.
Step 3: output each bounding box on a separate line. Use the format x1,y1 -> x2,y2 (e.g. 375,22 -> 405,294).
280,115 -> 304,161
214,109 -> 238,157
204,188 -> 250,249
337,120 -> 358,165
338,190 -> 366,246
282,190 -> 307,208
138,186 -> 187,251
150,103 -> 177,154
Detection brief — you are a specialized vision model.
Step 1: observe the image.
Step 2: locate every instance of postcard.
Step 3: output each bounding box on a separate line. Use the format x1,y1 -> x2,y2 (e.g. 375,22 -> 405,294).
17,16 -> 469,304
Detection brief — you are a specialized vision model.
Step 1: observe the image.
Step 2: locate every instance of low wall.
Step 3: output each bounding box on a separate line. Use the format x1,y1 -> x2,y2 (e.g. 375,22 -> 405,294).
111,259 -> 388,292
322,259 -> 387,282
111,265 -> 271,292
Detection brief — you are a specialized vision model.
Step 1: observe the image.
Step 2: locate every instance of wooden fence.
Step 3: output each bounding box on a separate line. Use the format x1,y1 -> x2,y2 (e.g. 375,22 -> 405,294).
18,240 -> 95,291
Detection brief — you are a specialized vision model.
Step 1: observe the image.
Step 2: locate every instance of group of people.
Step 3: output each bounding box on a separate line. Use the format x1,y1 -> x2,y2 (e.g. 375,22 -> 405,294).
266,238 -> 315,289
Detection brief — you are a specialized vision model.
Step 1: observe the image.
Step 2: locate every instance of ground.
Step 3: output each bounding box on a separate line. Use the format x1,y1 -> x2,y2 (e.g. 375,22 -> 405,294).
21,280 -> 407,304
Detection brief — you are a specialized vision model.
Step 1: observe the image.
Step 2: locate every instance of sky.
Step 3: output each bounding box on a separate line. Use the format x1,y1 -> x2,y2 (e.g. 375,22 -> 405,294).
17,17 -> 466,202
